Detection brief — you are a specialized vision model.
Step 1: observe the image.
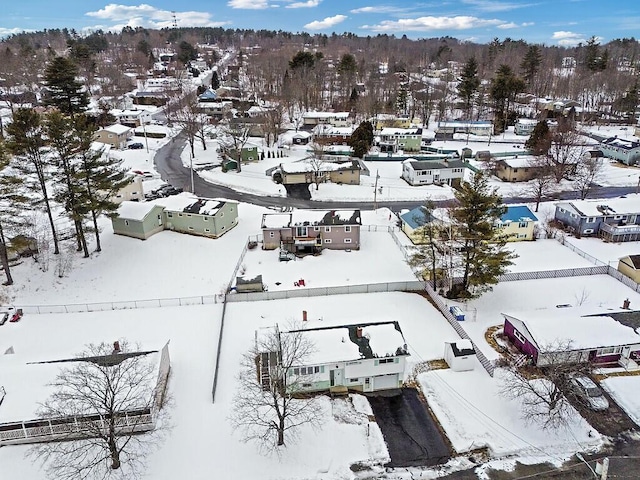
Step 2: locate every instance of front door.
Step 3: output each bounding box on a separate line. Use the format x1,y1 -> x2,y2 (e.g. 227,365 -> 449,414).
329,368 -> 344,387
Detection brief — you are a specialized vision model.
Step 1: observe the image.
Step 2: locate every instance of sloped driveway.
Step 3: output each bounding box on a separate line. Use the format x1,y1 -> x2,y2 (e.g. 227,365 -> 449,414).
367,388 -> 451,467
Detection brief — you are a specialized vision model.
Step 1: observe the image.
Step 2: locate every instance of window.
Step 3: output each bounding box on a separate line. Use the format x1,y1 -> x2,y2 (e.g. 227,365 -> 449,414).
587,217 -> 595,223
324,239 -> 332,244
583,229 -> 594,234
513,168 -> 518,173
615,215 -> 623,220
188,227 -> 194,231
324,226 -> 331,232
314,226 -> 319,231
349,378 -> 360,383
518,222 -> 528,228
513,329 -> 526,344
221,226 -> 225,230
178,213 -> 183,217
221,212 -> 224,217
205,228 -> 210,233
378,358 -> 394,364
203,217 -> 208,222
596,346 -> 622,356
345,226 -> 351,233
295,226 -> 308,237
269,232 -> 275,238
124,220 -> 129,226
345,238 -> 352,243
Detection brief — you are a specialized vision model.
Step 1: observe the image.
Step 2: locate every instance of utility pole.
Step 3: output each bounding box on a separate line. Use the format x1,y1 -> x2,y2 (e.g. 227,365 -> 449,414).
373,169 -> 380,210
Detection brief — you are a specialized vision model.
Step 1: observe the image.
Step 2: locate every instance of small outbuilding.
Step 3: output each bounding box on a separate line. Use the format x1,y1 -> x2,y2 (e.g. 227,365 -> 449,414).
111,202 -> 165,240
618,255 -> 640,283
235,275 -> 264,293
444,339 -> 476,372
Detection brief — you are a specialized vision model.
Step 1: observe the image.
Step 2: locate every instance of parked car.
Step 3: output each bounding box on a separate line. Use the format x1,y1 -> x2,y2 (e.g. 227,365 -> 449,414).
569,375 -> 609,411
128,142 -> 144,150
132,169 -> 154,178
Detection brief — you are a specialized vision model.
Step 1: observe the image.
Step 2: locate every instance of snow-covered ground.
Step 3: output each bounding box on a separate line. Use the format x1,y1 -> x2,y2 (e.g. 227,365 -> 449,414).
602,376 -> 640,427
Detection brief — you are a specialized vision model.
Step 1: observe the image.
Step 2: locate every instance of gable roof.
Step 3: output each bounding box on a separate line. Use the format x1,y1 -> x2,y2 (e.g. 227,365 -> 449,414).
117,201 -> 163,221
503,309 -> 640,351
102,124 -> 131,135
406,159 -> 466,171
400,206 -> 434,229
556,195 -> 640,217
500,205 -> 538,223
620,254 -> 640,269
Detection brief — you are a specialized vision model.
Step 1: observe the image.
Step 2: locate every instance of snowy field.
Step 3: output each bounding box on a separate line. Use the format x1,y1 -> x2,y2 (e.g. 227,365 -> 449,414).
237,230 -> 416,291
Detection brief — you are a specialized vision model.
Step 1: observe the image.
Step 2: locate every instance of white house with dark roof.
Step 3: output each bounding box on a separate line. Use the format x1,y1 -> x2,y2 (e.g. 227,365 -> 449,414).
257,322 -> 409,394
599,137 -> 640,165
401,158 -> 467,186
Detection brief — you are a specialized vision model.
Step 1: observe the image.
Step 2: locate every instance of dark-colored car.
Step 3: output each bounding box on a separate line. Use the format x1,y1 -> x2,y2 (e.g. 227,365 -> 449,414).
128,142 -> 144,150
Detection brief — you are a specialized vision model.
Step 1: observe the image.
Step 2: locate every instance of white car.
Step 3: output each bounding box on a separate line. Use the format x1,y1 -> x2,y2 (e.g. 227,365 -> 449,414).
570,375 -> 609,411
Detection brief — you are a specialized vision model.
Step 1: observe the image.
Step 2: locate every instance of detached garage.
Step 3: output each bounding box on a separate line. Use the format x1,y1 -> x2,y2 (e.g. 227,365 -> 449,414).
111,202 -> 165,240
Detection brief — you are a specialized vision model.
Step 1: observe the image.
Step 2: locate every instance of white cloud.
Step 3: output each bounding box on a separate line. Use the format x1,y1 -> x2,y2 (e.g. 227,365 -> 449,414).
361,15 -> 504,32
497,21 -> 533,29
286,0 -> 321,8
350,5 -> 410,14
227,0 -> 270,9
304,14 -> 347,30
0,27 -> 32,37
552,30 -> 587,46
461,0 -> 537,12
86,4 -> 229,29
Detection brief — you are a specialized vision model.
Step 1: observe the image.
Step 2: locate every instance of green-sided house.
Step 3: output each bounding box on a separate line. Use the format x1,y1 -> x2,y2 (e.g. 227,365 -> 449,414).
112,196 -> 238,240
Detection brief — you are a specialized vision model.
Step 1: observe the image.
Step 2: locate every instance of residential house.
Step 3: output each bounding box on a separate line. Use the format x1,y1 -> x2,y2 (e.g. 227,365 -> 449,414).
111,109 -> 151,127
272,160 -> 361,186
198,100 -> 232,119
312,124 -> 354,145
261,210 -> 361,254
112,196 -> 238,240
435,121 -> 493,140
399,205 -> 437,244
257,322 -> 409,394
617,255 -> 640,283
197,88 -> 218,102
302,111 -> 351,127
495,156 -> 541,182
133,91 -> 168,106
369,114 -> 412,130
94,124 -> 132,149
328,161 -> 361,185
377,127 -> 422,153
163,198 -> 238,238
495,205 -> 537,241
514,118 -> 538,136
111,176 -> 144,204
111,202 -> 165,240
554,196 -> 640,241
401,158 -> 466,186
503,309 -> 640,367
599,137 -> 640,166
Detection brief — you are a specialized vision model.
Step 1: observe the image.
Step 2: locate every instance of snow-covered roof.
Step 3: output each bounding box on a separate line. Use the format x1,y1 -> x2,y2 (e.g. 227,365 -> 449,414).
601,137 -> 640,151
117,201 -> 161,221
284,322 -> 407,365
503,309 -> 640,351
0,350 -> 160,424
302,111 -> 350,119
498,156 -> 536,168
292,210 -> 361,226
556,195 -> 640,217
379,127 -> 421,135
102,124 -> 131,135
261,213 -> 292,229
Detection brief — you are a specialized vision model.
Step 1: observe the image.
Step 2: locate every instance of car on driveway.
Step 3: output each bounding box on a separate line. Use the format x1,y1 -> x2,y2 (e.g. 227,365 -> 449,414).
570,375 -> 609,411
132,169 -> 154,178
128,142 -> 144,149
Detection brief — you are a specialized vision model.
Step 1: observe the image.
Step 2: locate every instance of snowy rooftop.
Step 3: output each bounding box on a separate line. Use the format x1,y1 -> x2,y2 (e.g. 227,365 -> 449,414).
498,156 -> 536,168
0,350 -> 160,424
261,213 -> 292,229
601,137 -> 640,150
117,201 -> 160,221
302,111 -> 350,119
556,194 -> 640,217
102,124 -> 131,135
379,127 -> 421,135
292,210 -> 361,226
503,309 -> 640,350
284,322 -> 407,365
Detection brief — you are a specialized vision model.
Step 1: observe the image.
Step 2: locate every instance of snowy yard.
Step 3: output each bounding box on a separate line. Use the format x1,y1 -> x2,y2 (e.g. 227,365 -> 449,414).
236,230 -> 416,292
562,234 -> 640,266
506,238 -> 597,272
602,376 -> 640,427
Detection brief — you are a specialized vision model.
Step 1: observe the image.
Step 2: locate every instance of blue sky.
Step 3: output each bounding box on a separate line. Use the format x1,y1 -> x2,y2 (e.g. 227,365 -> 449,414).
2,1 -> 638,46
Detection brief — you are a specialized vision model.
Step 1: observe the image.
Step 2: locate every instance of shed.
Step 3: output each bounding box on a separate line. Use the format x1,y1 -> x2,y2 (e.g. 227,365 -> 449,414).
444,339 -> 476,372
111,202 -> 165,240
618,255 -> 640,283
235,275 -> 264,293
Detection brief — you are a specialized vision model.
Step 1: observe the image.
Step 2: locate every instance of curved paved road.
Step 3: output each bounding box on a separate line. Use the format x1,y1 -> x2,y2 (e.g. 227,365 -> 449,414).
154,134 -> 638,211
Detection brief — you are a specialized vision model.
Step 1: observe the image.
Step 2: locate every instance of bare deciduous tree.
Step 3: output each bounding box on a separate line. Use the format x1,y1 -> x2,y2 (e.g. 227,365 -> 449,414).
28,340 -> 171,480
500,341 -> 592,430
523,157 -> 556,212
573,156 -> 604,200
229,324 -> 323,454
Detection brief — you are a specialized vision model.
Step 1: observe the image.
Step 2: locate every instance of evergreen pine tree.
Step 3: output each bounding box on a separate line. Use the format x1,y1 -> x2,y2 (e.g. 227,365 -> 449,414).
457,57 -> 480,120
450,173 -> 517,298
520,45 -> 542,88
347,121 -> 374,158
44,56 -> 89,116
5,108 -> 61,254
525,120 -> 552,156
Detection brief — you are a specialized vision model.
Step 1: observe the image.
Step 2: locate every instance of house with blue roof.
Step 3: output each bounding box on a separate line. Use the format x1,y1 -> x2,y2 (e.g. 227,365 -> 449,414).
400,206 -> 438,244
495,205 -> 538,241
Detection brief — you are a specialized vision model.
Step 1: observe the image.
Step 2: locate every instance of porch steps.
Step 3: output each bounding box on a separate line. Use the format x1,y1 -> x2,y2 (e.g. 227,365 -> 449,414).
513,354 -> 529,368
329,385 -> 349,396
618,356 -> 640,372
